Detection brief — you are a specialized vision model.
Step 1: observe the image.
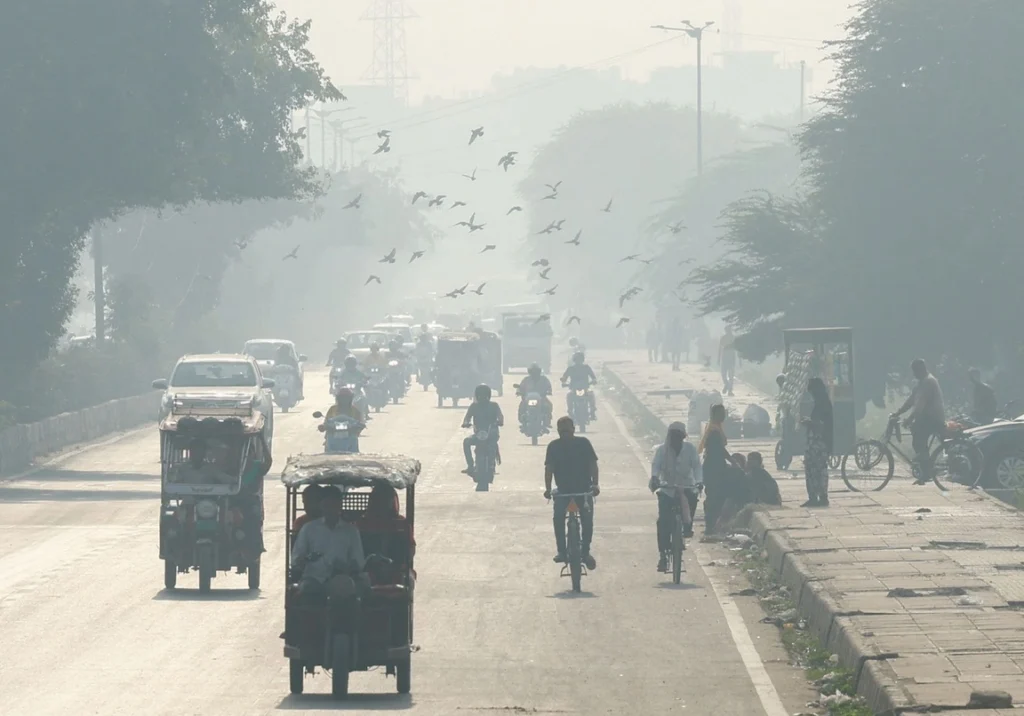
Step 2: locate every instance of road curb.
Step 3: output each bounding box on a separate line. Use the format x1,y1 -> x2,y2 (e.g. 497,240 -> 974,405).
601,361 -> 916,715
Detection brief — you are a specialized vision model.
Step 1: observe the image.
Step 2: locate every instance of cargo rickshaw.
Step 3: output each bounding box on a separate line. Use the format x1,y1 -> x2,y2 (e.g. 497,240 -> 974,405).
433,331 -> 482,408
159,412 -> 269,592
283,453 -> 419,698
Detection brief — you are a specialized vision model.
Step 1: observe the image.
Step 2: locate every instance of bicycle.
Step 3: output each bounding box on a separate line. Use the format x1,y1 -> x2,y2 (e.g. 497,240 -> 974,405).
841,414 -> 982,492
655,484 -> 690,584
552,490 -> 593,593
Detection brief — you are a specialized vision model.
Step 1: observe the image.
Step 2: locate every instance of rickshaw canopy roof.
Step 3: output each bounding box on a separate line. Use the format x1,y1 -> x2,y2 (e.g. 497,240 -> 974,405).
281,453 -> 420,489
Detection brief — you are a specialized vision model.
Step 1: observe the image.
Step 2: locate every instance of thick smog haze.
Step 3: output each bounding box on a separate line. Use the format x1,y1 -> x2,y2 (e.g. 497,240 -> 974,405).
4,2 -> 1024,714
279,0 -> 851,100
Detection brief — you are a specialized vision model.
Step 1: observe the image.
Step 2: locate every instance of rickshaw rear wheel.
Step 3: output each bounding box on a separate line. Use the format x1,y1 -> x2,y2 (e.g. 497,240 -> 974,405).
288,659 -> 304,694
164,559 -> 177,590
248,558 -> 261,590
396,658 -> 411,694
331,634 -> 351,699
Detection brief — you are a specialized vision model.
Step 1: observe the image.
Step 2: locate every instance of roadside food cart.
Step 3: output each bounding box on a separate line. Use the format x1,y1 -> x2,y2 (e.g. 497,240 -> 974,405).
775,328 -> 855,469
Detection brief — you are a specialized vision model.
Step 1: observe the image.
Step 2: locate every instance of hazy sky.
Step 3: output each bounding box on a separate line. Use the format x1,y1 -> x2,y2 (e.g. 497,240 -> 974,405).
278,0 -> 854,102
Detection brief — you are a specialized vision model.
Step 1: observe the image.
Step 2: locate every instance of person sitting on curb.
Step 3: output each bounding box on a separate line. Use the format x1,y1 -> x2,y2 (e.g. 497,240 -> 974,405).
747,452 -> 781,506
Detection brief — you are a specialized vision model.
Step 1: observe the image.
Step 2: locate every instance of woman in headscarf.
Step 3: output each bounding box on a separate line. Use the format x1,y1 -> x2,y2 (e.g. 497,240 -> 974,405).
802,377 -> 833,507
698,403 -> 732,538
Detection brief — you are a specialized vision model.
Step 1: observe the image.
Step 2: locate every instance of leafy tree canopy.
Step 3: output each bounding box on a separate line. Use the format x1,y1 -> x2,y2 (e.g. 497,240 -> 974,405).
0,0 -> 337,405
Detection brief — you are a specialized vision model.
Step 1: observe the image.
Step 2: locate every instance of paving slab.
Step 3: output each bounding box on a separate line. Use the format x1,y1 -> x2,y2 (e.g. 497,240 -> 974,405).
600,351 -> 1024,715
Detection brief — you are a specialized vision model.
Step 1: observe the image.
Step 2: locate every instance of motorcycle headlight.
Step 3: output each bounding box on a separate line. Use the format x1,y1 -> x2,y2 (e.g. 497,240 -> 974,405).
528,399 -> 539,406
196,500 -> 219,520
388,360 -> 399,367
576,389 -> 586,396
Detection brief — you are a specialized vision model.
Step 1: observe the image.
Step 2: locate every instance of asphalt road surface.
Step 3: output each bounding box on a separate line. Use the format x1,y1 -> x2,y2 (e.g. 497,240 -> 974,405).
0,370 -> 802,715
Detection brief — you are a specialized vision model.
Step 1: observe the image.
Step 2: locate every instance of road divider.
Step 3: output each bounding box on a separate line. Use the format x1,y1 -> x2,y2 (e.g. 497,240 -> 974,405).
0,393 -> 159,475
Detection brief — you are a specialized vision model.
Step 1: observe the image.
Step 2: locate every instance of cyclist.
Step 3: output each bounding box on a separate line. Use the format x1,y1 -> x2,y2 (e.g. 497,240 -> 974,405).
544,416 -> 599,570
893,358 -> 945,485
649,422 -> 700,573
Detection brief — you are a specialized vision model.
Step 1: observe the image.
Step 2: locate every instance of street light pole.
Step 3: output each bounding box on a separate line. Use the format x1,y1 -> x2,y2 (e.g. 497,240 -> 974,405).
329,116 -> 367,171
310,106 -> 355,168
652,20 -> 716,177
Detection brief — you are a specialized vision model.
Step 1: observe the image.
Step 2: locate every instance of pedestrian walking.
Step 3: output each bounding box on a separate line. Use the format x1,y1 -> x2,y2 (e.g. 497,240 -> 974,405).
698,403 -> 732,538
802,377 -> 833,507
667,317 -> 685,371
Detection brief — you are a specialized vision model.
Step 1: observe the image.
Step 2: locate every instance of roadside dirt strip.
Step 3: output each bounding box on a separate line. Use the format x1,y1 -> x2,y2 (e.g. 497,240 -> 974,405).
599,351 -> 1024,716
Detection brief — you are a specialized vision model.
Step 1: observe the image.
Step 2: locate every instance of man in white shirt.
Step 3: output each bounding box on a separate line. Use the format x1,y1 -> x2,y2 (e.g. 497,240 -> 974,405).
292,485 -> 367,600
650,422 -> 702,572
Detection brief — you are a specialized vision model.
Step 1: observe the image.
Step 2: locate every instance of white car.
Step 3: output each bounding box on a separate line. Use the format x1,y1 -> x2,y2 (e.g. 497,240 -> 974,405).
241,339 -> 307,381
153,354 -> 276,449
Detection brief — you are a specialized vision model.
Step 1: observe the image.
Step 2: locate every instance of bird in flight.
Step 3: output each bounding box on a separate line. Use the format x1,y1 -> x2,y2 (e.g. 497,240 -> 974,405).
454,212 -> 477,228
537,221 -> 559,235
542,191 -> 558,201
377,129 -> 391,139
374,136 -> 391,154
546,181 -> 562,193
411,191 -> 428,205
639,257 -> 654,265
616,317 -> 630,328
443,289 -> 460,299
619,253 -> 640,262
343,194 -> 362,209
380,248 -> 397,264
531,258 -> 549,267
468,217 -> 485,232
678,257 -> 694,266
480,245 -> 496,253
533,313 -> 551,325
471,283 -> 487,295
619,286 -> 642,308
540,285 -> 558,296
454,283 -> 469,295
498,151 -> 518,171
507,206 -> 523,215
469,126 -> 484,145
463,168 -> 477,181
566,229 -> 582,246
409,250 -> 425,263
552,219 -> 566,231
669,221 -> 686,234
282,245 -> 300,261
538,267 -> 552,280
452,200 -> 467,208
429,195 -> 447,207
365,275 -> 381,285
603,198 -> 614,213
566,315 -> 581,326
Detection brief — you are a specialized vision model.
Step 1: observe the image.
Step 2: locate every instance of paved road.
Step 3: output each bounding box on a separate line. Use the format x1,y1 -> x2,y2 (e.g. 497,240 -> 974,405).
0,370 -> 799,715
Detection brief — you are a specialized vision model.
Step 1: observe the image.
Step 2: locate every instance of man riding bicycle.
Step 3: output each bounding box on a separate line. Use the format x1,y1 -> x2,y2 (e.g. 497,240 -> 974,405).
892,358 -> 946,485
650,422 -> 700,573
544,416 -> 599,570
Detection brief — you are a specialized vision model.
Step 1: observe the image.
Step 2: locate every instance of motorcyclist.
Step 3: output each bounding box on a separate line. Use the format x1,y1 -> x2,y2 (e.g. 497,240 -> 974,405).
326,387 -> 365,423
326,338 -> 350,367
275,343 -> 303,400
560,351 -> 598,420
385,338 -> 410,391
364,343 -> 388,371
461,384 -> 504,476
516,363 -> 553,428
336,355 -> 367,389
415,332 -> 435,382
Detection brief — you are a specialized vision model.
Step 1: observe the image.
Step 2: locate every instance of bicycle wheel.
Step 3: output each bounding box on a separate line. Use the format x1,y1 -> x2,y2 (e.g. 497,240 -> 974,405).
672,514 -> 683,585
828,454 -> 841,470
567,512 -> 582,593
930,438 -> 983,491
841,440 -> 894,491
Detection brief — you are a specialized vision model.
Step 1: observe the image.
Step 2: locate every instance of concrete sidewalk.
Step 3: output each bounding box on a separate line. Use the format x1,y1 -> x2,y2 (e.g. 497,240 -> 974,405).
598,350 -> 1024,715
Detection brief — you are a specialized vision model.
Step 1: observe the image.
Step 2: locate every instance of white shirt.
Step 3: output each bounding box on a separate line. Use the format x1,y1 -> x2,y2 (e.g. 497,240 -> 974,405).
651,442 -> 702,491
293,517 -> 366,584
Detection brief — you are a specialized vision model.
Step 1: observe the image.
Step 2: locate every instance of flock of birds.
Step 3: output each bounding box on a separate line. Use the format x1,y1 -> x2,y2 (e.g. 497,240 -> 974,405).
274,115 -> 692,332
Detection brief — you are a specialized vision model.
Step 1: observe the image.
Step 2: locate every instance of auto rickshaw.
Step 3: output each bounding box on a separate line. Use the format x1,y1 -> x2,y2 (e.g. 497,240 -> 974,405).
479,330 -> 503,397
433,331 -> 482,408
282,453 -> 419,698
159,413 -> 269,592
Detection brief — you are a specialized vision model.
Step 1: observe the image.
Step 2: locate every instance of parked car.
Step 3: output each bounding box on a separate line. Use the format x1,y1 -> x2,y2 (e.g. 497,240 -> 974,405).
964,416 -> 1024,490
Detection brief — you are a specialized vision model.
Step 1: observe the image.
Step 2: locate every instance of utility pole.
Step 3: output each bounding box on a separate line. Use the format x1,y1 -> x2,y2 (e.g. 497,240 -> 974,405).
361,0 -> 418,104
92,226 -> 105,344
310,106 -> 354,167
652,20 -> 716,176
329,116 -> 367,171
799,60 -> 806,121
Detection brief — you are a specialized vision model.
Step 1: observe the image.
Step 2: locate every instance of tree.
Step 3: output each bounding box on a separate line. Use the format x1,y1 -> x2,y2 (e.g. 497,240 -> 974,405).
688,0 -> 1024,407
518,103 -> 744,332
0,0 -> 337,408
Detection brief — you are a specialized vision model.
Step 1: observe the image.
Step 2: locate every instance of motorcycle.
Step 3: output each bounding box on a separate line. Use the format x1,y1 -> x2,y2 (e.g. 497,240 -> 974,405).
366,368 -> 389,414
386,359 -> 407,405
329,366 -> 343,395
469,424 -> 499,492
567,387 -> 591,433
514,383 -> 548,446
344,383 -> 370,420
416,356 -> 434,391
272,366 -> 300,413
312,411 -> 365,454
